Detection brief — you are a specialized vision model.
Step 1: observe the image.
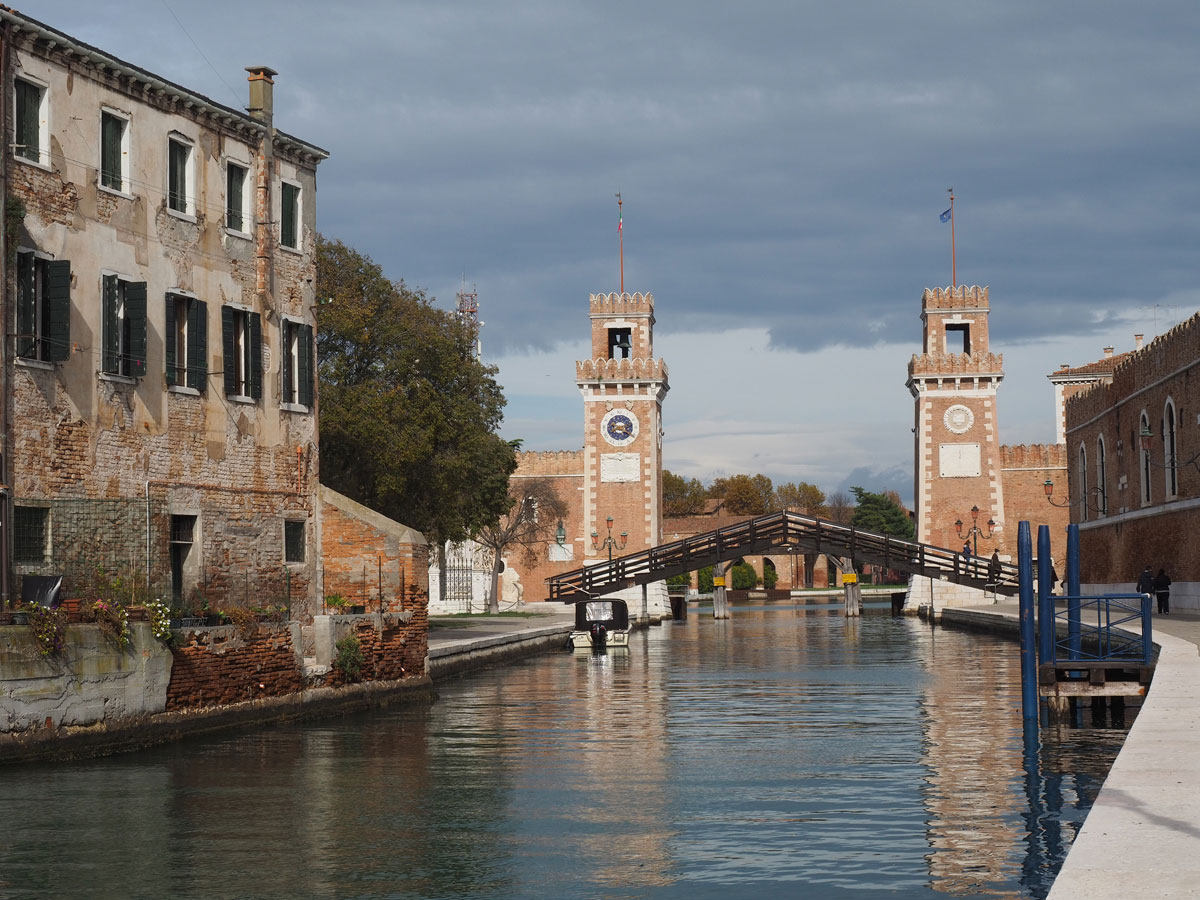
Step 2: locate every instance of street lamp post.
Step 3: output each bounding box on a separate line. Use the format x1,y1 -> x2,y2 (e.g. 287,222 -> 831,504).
591,515 -> 627,562
954,505 -> 995,557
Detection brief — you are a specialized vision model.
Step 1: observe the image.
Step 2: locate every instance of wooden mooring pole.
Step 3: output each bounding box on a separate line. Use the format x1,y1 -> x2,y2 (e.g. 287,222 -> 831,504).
843,570 -> 861,617
712,560 -> 730,619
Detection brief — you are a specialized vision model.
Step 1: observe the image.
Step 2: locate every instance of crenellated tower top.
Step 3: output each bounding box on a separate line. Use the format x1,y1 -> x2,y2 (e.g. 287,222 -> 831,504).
588,291 -> 656,361
919,285 -> 992,357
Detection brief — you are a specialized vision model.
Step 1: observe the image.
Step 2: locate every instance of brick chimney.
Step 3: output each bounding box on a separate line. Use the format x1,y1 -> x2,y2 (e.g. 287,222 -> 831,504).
1103,346 -> 1114,358
1135,333 -> 1144,350
245,66 -> 277,128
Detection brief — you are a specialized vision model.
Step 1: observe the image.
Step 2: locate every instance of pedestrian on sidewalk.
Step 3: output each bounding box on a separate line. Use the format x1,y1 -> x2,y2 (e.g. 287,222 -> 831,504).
987,549 -> 1001,586
1136,565 -> 1155,602
1153,568 -> 1172,614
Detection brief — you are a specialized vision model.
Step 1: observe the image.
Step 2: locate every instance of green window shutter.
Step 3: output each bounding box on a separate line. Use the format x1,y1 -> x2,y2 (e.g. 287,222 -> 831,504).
44,260 -> 71,363
15,81 -> 39,162
16,253 -> 36,358
298,323 -> 314,408
102,275 -> 119,373
249,312 -> 263,400
126,281 -> 147,377
281,183 -> 298,248
101,114 -> 123,191
281,321 -> 293,403
221,305 -> 236,395
164,295 -> 177,385
187,299 -> 207,391
226,165 -> 244,231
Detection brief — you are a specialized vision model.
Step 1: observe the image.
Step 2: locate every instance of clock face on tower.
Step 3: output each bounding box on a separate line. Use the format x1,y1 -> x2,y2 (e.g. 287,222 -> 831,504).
601,408 -> 640,446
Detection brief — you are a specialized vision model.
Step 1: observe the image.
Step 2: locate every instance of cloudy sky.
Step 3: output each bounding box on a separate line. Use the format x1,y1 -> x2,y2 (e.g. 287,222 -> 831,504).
42,0 -> 1200,502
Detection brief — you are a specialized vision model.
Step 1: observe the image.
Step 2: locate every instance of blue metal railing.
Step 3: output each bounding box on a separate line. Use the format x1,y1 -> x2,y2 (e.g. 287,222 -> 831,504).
1051,593 -> 1153,666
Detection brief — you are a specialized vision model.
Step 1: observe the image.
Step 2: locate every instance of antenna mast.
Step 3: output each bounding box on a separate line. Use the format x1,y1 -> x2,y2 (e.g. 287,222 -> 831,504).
456,279 -> 482,358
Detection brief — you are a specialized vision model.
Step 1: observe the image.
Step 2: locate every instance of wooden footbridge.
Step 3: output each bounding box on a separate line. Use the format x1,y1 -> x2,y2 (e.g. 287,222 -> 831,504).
547,510 -> 1019,602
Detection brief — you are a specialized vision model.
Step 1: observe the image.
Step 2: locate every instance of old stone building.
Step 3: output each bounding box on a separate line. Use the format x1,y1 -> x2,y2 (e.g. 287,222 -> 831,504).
0,9 -> 329,617
908,286 -> 1069,608
1065,314 -> 1200,610
509,291 -> 670,615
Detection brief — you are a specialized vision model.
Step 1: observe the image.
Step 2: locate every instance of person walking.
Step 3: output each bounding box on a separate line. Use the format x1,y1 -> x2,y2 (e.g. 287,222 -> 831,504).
1136,566 -> 1155,604
1153,568 -> 1172,615
987,549 -> 1001,586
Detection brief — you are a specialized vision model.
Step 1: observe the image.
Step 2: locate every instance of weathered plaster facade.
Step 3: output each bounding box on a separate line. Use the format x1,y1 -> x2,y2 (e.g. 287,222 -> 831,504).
0,10 -> 327,617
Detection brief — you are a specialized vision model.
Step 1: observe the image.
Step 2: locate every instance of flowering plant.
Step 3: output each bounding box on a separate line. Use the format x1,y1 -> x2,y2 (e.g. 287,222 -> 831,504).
27,604 -> 67,657
147,599 -> 172,643
89,598 -> 131,649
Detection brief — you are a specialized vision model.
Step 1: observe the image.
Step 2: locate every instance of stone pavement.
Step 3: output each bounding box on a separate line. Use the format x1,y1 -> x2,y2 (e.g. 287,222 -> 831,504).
952,600 -> 1200,899
425,607 -> 575,679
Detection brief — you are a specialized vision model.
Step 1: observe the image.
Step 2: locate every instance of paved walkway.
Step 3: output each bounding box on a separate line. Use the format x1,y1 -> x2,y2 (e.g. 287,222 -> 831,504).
426,608 -> 575,679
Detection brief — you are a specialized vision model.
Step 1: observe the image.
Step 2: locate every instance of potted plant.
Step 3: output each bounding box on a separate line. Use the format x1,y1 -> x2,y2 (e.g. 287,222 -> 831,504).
325,593 -> 347,614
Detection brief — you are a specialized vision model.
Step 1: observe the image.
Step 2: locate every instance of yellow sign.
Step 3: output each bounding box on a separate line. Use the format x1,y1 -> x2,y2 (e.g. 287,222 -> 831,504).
842,573 -> 858,585
713,576 -> 726,587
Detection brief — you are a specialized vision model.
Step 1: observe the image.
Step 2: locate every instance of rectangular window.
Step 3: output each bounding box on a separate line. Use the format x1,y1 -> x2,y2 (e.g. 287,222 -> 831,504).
222,305 -> 262,398
226,162 -> 248,232
165,293 -> 207,391
101,275 -> 147,377
168,137 -> 193,214
14,78 -> 46,165
14,506 -> 49,565
280,319 -> 313,408
100,111 -> 129,192
16,251 -> 71,362
284,520 -> 305,563
280,181 -> 300,249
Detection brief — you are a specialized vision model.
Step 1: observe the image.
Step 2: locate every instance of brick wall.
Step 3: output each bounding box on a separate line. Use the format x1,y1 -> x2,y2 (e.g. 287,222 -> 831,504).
325,614 -> 428,686
319,487 -> 429,612
999,443 -> 1069,566
165,623 -> 304,709
1066,312 -> 1200,604
510,452 -> 585,603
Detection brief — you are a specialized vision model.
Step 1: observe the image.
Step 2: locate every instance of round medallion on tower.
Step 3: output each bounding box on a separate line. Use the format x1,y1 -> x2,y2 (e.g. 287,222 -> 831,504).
601,408 -> 639,446
943,404 -> 975,434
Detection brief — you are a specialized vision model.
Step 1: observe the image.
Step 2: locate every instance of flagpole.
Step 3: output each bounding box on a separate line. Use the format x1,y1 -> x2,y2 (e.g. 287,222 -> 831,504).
616,192 -> 624,294
948,187 -> 956,288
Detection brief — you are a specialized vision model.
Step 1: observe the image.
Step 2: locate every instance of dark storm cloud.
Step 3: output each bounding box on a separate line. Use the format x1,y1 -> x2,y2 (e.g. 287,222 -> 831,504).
43,0 -> 1200,357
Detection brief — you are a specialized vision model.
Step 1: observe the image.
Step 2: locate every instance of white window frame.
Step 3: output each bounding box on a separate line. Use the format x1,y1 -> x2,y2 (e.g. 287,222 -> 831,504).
167,289 -> 201,394
15,246 -> 53,365
167,132 -> 196,219
224,159 -> 251,237
1164,397 -> 1179,501
1095,434 -> 1107,517
13,74 -> 49,168
99,107 -> 131,196
281,317 -> 301,408
279,178 -> 302,251
100,269 -> 137,380
283,518 -> 306,564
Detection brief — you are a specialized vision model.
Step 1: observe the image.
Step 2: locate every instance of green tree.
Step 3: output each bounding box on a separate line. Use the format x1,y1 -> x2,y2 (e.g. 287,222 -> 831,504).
316,235 -> 516,553
475,478 -> 568,614
774,481 -> 827,515
662,470 -> 708,517
849,486 -> 914,540
711,474 -> 774,515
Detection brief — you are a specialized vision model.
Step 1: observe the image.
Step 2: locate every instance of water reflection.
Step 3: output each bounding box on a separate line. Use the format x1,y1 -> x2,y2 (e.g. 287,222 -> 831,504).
0,602 -> 1130,899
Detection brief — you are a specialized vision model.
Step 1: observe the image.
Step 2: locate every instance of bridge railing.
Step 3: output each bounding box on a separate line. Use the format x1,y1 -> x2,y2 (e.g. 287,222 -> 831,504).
1052,593 -> 1153,666
547,509 -> 1020,601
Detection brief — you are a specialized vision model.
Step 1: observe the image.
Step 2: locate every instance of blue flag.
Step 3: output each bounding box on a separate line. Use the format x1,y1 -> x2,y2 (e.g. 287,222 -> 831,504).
939,207 -> 952,223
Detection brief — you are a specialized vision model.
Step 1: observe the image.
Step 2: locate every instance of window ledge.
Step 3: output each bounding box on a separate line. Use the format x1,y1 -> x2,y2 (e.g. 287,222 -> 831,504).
15,357 -> 54,371
278,242 -> 303,256
13,154 -> 53,173
166,207 -> 197,224
280,402 -> 310,414
98,183 -> 134,201
224,227 -> 253,241
227,394 -> 258,405
169,385 -> 201,397
99,372 -> 138,386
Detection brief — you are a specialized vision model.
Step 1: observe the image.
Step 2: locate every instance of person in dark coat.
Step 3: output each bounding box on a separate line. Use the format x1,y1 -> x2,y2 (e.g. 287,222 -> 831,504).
987,549 -> 1002,586
1153,568 -> 1172,614
1136,566 -> 1155,599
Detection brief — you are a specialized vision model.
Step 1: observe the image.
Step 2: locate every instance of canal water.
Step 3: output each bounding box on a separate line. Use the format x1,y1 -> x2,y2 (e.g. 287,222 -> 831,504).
0,602 -> 1132,900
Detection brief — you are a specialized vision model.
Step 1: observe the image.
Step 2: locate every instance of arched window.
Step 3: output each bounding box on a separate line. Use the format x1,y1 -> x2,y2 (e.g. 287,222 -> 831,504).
1164,398 -> 1178,499
1140,410 -> 1152,506
1077,443 -> 1088,522
1095,435 -> 1107,517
